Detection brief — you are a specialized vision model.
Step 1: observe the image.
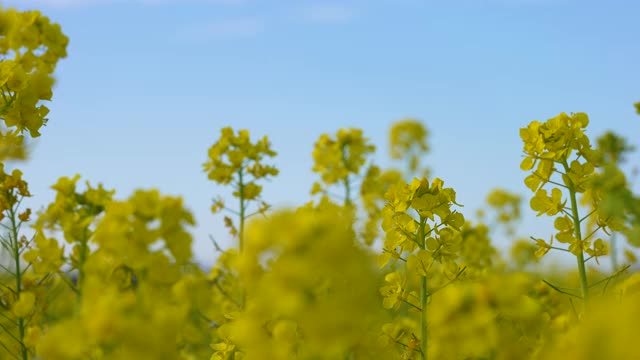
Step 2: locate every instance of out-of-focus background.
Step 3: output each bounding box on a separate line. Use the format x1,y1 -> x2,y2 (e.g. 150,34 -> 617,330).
4,0 -> 640,266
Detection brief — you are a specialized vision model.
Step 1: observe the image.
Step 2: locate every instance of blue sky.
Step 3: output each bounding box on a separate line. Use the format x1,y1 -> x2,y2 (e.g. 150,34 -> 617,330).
3,0 -> 640,266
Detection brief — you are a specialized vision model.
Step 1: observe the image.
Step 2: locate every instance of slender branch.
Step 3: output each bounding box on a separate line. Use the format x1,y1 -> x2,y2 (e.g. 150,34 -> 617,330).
0,338 -> 20,360
56,271 -> 79,295
209,234 -> 223,253
582,225 -> 603,243
0,263 -> 16,277
601,277 -> 613,296
401,298 -> 423,312
561,208 -> 574,218
0,309 -> 16,323
213,281 -> 241,308
580,208 -> 598,224
382,248 -> 407,262
390,338 -> 418,354
588,265 -> 630,289
0,281 -> 16,294
219,206 -> 240,216
36,272 -> 52,287
0,86 -> 10,103
542,282 -> 580,291
542,279 -> 582,299
568,298 -> 579,320
245,207 -> 271,219
425,244 -> 443,275
424,223 -> 442,238
429,266 -> 467,295
0,321 -> 25,347
531,171 -> 567,189
0,238 -> 13,253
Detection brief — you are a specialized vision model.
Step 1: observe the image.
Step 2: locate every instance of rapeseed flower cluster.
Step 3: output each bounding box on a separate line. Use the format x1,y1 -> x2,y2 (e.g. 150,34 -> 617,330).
311,128 -> 375,205
389,119 -> 429,177
0,7 -> 68,162
521,113 -> 608,305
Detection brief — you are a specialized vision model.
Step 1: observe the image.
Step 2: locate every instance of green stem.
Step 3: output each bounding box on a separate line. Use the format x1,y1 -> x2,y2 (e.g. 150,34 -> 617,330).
237,169 -> 246,309
562,161 -> 589,308
420,276 -> 427,360
9,203 -> 28,360
343,175 -> 351,207
238,169 -> 246,253
417,217 -> 428,360
611,233 -> 618,271
340,144 -> 352,207
77,227 -> 88,299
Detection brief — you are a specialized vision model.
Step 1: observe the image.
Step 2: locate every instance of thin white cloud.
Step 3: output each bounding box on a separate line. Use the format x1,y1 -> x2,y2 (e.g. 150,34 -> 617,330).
176,18 -> 264,41
4,0 -> 108,6
304,3 -> 353,24
5,0 -> 245,8
424,0 -> 567,4
138,0 -> 245,5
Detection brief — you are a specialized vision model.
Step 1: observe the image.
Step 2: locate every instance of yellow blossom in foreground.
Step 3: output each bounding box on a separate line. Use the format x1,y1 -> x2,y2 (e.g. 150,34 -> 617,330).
12,291 -> 35,317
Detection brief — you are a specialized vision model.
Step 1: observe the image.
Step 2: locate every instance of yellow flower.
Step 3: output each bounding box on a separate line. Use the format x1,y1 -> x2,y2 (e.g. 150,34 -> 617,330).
389,119 -> 430,174
530,188 -> 565,216
311,128 -> 375,190
24,326 -> 42,347
534,236 -> 553,258
12,291 -> 36,317
0,8 -> 68,138
380,271 -> 405,309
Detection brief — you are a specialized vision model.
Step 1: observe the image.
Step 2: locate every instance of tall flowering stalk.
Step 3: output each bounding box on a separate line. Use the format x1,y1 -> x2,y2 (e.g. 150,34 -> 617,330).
379,177 -> 465,359
29,175 -> 113,300
311,128 -> 375,207
521,112 -> 625,309
203,127 -> 278,253
0,167 -> 33,360
389,119 -> 430,178
0,8 -> 68,153
590,131 -> 638,271
0,7 -> 67,360
204,127 -> 278,358
359,119 -> 430,246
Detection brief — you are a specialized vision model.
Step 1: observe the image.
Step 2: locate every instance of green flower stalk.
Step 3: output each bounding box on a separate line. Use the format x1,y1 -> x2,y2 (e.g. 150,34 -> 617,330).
521,112 -> 622,309
203,127 -> 278,312
203,127 -> 278,253
311,128 -> 375,207
379,177 -> 465,359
